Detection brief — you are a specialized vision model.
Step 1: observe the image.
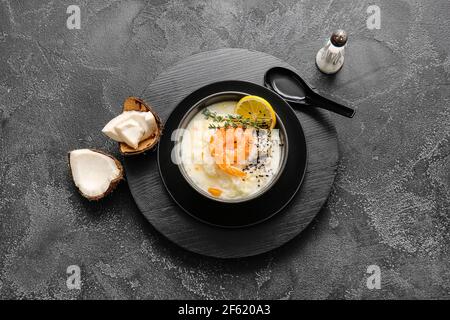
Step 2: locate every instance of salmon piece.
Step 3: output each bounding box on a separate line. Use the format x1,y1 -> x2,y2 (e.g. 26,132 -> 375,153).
209,127 -> 253,177
208,187 -> 222,197
210,128 -> 225,165
234,127 -> 253,164
210,127 -> 252,164
217,163 -> 247,178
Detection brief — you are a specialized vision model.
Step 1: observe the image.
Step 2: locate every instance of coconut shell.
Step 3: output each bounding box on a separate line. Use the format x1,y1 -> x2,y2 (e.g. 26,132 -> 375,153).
119,97 -> 163,156
68,149 -> 124,201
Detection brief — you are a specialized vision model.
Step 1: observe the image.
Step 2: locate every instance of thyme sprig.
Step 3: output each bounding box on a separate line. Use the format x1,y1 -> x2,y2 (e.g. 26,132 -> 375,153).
202,108 -> 266,129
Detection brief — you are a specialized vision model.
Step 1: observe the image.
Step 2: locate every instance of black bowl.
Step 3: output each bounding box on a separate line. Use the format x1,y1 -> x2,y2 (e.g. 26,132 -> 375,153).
158,80 -> 307,228
176,91 -> 288,203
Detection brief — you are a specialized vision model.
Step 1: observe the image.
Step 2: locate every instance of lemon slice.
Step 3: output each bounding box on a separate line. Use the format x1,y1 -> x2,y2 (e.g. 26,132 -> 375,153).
235,95 -> 276,129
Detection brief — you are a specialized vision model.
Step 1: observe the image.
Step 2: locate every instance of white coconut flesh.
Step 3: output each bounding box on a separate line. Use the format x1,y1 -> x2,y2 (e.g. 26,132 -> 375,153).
115,119 -> 144,149
144,112 -> 157,137
69,149 -> 122,199
102,111 -> 157,149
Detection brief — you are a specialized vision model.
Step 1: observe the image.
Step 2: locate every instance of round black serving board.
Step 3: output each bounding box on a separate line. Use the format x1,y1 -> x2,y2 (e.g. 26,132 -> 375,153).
124,49 -> 339,258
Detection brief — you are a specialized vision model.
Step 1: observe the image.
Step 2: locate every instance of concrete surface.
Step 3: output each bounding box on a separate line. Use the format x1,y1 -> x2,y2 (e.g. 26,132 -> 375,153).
0,0 -> 449,299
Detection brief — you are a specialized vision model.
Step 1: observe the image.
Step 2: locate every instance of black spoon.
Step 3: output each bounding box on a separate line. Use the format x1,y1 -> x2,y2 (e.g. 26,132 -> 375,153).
264,67 -> 355,118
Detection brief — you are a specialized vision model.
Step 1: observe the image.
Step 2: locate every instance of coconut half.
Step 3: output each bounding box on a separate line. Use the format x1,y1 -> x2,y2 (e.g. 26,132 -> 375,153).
119,97 -> 163,156
68,149 -> 124,200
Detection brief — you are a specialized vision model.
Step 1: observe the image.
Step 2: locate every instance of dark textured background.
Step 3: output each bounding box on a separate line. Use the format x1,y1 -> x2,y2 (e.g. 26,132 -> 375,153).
0,0 -> 449,299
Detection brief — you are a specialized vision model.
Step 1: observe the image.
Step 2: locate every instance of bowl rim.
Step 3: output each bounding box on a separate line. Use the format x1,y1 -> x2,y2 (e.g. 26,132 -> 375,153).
174,91 -> 289,204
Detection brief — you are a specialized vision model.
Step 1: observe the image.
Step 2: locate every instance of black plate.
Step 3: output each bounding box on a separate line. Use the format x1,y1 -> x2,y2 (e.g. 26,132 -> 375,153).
157,80 -> 307,228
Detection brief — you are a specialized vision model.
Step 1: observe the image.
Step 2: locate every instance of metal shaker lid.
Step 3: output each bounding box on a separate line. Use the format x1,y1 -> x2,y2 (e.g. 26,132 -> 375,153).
330,30 -> 348,47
